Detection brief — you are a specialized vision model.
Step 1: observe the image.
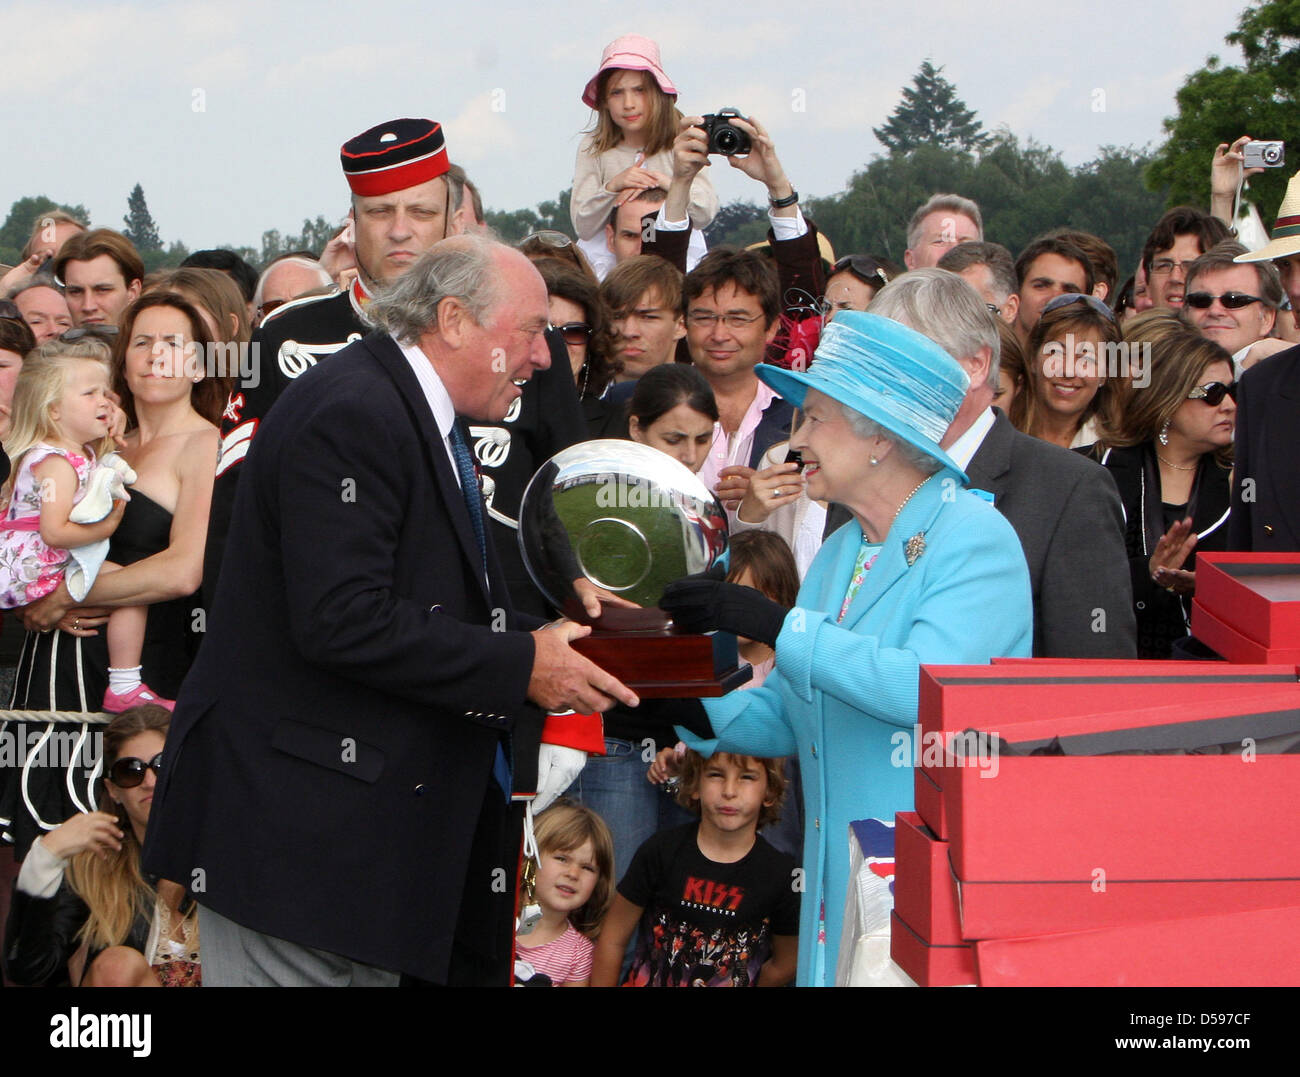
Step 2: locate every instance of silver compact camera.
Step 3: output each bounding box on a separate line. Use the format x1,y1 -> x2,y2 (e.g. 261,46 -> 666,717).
1243,140 -> 1285,169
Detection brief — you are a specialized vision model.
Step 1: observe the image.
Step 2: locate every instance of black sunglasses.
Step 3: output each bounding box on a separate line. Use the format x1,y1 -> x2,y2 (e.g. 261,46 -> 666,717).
829,254 -> 890,290
1183,291 -> 1264,310
1188,381 -> 1237,406
553,322 -> 592,346
108,752 -> 162,788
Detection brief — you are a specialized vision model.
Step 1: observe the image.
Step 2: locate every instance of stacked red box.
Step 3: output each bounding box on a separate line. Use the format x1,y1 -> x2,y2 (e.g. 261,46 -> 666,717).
889,812 -> 975,986
896,661 -> 1300,985
914,662 -> 1294,838
1193,552 -> 1300,663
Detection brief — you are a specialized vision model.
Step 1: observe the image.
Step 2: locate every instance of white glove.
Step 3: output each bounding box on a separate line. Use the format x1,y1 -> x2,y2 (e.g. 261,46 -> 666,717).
532,743 -> 587,813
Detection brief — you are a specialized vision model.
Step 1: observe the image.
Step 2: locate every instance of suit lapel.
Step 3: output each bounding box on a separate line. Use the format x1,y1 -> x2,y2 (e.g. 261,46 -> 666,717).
965,411 -> 1013,507
368,335 -> 493,607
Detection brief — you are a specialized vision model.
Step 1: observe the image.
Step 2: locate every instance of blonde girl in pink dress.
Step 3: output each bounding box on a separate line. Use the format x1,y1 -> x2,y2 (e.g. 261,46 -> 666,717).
0,340 -> 168,712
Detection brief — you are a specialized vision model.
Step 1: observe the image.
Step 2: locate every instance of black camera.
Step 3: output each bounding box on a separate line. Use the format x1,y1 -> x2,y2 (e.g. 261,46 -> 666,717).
702,108 -> 752,156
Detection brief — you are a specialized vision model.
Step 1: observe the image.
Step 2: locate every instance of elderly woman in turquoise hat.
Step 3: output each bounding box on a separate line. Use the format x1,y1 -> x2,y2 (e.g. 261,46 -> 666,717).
661,310 -> 1033,986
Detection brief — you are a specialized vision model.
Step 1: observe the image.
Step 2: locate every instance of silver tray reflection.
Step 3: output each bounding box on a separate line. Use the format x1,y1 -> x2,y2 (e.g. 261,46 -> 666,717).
518,440 -> 729,614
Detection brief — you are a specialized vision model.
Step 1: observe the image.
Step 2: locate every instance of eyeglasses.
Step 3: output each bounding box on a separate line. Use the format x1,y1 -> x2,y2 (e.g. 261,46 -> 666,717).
108,752 -> 162,788
1149,257 -> 1198,278
553,322 -> 591,346
686,311 -> 764,330
1188,381 -> 1237,406
985,303 -> 1001,316
1183,291 -> 1264,310
258,298 -> 287,320
1041,292 -> 1116,322
829,254 -> 890,290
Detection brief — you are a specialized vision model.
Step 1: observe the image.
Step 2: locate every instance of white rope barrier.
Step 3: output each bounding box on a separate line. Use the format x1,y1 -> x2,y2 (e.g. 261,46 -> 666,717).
0,711 -> 111,724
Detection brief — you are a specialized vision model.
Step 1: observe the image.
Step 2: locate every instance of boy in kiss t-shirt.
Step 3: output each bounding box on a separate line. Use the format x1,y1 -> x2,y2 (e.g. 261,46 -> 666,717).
591,750 -> 799,987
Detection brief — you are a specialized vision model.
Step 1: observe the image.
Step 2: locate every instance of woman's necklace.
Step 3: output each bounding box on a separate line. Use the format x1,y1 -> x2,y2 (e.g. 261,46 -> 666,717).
1157,454 -> 1196,471
893,476 -> 930,521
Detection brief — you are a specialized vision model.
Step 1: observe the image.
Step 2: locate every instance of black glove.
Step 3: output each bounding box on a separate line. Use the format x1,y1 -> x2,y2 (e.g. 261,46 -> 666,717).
660,577 -> 788,648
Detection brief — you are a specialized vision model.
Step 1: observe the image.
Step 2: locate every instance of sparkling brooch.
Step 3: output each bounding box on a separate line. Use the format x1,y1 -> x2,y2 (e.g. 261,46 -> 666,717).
905,532 -> 927,567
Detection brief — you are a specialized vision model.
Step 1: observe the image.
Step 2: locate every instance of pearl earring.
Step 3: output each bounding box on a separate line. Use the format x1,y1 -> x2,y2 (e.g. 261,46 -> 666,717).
870,456 -> 878,466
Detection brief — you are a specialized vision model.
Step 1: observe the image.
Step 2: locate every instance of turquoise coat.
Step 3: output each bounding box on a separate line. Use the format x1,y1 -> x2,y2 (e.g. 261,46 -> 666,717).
681,476 -> 1033,986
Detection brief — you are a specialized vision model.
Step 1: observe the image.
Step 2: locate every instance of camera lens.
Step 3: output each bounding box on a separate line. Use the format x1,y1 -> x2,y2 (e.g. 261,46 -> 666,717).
716,128 -> 739,154
1263,144 -> 1282,165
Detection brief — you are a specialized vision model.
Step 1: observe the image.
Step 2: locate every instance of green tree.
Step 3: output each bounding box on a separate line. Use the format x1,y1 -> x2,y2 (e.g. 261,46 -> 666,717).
873,60 -> 991,155
122,184 -> 163,253
0,195 -> 90,265
1147,1 -> 1300,217
705,199 -> 768,246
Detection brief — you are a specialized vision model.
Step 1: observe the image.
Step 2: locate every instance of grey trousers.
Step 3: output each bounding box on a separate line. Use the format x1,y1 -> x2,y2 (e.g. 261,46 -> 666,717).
199,904 -> 400,987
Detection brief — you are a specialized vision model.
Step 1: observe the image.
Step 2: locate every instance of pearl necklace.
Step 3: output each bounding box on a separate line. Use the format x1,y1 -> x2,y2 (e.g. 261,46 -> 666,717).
894,476 -> 930,521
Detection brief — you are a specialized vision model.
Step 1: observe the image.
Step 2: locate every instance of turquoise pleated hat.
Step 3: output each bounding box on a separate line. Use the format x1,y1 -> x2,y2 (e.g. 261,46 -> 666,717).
758,311 -> 970,482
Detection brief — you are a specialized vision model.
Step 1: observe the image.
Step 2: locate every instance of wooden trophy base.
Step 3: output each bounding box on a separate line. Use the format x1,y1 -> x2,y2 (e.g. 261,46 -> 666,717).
564,604 -> 752,698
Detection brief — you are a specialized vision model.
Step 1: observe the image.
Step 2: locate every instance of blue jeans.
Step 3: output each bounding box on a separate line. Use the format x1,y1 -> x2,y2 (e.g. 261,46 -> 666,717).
569,737 -> 694,884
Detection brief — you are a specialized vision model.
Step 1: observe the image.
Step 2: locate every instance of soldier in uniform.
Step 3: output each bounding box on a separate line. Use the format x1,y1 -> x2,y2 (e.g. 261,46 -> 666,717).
207,117 -> 586,621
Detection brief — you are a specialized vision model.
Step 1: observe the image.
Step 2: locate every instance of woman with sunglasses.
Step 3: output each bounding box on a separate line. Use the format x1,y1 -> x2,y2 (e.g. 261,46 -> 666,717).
4,704 -> 200,986
822,254 -> 899,320
1089,320 -> 1236,658
532,259 -> 622,437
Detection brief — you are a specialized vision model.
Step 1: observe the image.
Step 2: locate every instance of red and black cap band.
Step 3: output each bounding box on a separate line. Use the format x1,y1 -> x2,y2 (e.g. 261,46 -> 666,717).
341,118 -> 449,197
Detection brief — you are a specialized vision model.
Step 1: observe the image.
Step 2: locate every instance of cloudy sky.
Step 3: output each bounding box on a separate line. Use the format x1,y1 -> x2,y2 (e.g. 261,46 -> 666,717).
1,0 -> 1249,253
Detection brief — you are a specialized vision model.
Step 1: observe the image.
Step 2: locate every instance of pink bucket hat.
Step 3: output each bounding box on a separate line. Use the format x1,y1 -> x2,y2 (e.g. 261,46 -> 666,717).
581,34 -> 678,109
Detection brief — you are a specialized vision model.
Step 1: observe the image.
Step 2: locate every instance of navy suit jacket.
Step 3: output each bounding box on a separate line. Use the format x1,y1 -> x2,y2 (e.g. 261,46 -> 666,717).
143,332 -> 545,983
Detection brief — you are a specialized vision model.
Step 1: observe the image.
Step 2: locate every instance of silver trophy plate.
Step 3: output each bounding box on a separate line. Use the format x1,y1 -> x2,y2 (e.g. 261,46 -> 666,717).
518,440 -> 729,614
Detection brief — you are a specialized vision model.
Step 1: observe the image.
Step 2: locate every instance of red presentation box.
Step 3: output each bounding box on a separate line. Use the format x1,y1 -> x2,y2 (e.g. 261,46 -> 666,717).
1192,600 -> 1300,665
974,904 -> 1300,986
914,663 -> 1299,838
949,750 -> 1300,939
890,911 -> 976,987
914,767 -> 948,840
893,812 -> 962,946
1196,552 -> 1300,647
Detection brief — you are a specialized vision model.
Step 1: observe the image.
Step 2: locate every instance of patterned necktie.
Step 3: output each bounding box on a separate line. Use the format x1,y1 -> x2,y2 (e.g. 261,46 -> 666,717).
451,421 -> 510,799
449,422 -> 487,574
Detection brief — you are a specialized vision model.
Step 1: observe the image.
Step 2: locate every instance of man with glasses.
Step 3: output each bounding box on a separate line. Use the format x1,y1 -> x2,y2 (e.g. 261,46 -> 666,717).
646,113 -> 822,509
1182,240 -> 1285,372
1140,206 -> 1232,312
938,241 -> 1020,327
